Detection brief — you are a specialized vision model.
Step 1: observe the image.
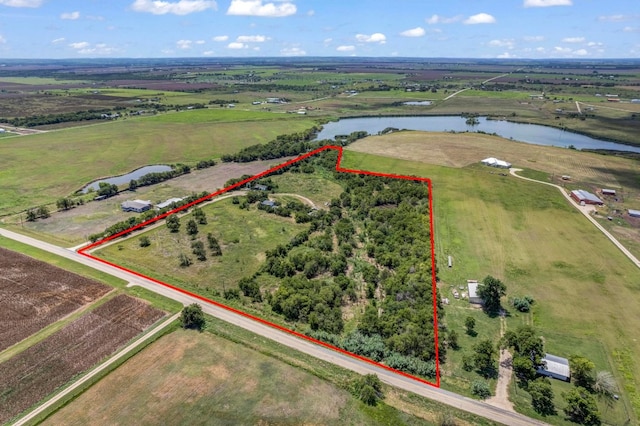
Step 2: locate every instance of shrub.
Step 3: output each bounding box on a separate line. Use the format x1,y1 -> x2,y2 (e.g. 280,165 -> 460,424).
471,380 -> 491,399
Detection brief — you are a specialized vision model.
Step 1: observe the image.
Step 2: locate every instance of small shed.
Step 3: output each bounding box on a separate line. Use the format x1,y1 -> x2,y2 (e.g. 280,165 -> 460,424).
537,354 -> 571,382
602,189 -> 616,196
157,197 -> 183,209
467,280 -> 482,304
629,209 -> 640,218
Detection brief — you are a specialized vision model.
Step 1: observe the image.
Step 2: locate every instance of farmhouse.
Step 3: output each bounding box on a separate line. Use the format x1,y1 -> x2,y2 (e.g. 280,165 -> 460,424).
537,354 -> 571,382
156,197 -> 183,209
481,157 -> 512,169
602,189 -> 616,196
467,280 -> 482,304
629,209 -> 640,218
121,200 -> 152,213
570,190 -> 603,206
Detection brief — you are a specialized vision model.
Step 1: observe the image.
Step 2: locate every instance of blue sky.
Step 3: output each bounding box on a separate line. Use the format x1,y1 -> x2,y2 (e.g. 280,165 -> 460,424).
0,0 -> 638,59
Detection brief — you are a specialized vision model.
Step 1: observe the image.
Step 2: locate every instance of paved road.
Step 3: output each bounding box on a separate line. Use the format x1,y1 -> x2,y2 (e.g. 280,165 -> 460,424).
13,313 -> 180,426
0,227 -> 548,426
510,168 -> 640,270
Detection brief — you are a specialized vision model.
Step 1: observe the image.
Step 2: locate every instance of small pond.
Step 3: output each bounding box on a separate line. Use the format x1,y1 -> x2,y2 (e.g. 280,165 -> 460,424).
82,165 -> 172,193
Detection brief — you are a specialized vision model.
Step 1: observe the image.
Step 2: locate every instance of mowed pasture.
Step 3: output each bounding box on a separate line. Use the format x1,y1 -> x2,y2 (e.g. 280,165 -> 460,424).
96,197 -> 307,297
0,247 -> 111,352
0,294 -> 164,424
0,109 -> 316,215
44,329 -> 399,426
340,148 -> 640,420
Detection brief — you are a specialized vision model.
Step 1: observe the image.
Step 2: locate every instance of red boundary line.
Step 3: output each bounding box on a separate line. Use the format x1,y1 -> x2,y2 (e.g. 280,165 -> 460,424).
79,145 -> 440,388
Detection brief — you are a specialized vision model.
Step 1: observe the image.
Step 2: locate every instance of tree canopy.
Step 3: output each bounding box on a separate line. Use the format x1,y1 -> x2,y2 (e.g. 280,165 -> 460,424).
477,275 -> 506,314
180,303 -> 206,331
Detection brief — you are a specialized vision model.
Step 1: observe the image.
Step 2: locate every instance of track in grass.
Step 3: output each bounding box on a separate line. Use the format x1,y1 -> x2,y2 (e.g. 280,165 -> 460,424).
80,145 -> 441,388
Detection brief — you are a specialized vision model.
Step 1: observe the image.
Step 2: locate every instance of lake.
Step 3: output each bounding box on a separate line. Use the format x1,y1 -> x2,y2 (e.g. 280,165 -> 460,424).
82,165 -> 172,193
315,116 -> 640,154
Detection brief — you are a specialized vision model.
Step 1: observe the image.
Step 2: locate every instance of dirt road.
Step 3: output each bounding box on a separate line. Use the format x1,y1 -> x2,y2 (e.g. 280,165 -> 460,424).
0,227 -> 548,426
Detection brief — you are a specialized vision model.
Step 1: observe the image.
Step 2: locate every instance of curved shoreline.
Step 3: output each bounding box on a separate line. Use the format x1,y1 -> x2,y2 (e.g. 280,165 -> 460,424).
78,164 -> 172,194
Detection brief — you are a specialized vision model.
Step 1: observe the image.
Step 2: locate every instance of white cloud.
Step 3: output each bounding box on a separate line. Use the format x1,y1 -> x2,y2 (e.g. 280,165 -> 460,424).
236,35 -> 268,42
598,14 -> 634,22
0,0 -> 43,7
324,38 -> 332,44
60,11 -> 80,20
0,34 -> 5,44
336,45 -> 355,52
488,39 -> 515,49
553,46 -> 572,53
86,15 -> 105,21
562,36 -> 584,43
131,0 -> 217,15
176,39 -> 193,49
69,41 -> 90,49
524,0 -> 572,7
587,41 -> 603,47
195,40 -> 205,44
307,9 -> 314,16
227,0 -> 296,17
228,42 -> 247,49
400,27 -> 425,37
203,50 -> 214,55
355,33 -> 386,44
426,14 -> 462,24
573,49 -> 588,56
51,37 -> 65,44
212,35 -> 228,42
463,13 -> 496,25
523,35 -> 544,42
535,47 -> 546,53
497,52 -> 517,58
623,26 -> 640,33
281,47 -> 306,56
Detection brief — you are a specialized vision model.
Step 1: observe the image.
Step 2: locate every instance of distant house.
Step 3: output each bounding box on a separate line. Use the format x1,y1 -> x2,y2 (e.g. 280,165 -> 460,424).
467,280 -> 482,304
629,209 -> 640,218
570,190 -> 603,206
156,197 -> 183,210
537,354 -> 571,382
253,184 -> 268,191
266,97 -> 282,104
0,128 -> 5,133
602,189 -> 616,196
631,99 -> 640,104
481,157 -> 512,169
121,200 -> 152,213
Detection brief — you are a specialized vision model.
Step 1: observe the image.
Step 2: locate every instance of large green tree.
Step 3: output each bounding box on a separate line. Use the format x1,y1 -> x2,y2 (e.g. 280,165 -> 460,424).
180,303 -> 206,331
563,387 -> 601,425
477,275 -> 506,314
570,355 -> 596,389
473,339 -> 497,378
502,325 -> 545,382
528,378 -> 556,416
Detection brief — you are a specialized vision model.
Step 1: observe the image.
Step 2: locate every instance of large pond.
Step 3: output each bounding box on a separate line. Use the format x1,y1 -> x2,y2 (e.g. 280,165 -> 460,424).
315,116 -> 640,154
82,165 -> 172,193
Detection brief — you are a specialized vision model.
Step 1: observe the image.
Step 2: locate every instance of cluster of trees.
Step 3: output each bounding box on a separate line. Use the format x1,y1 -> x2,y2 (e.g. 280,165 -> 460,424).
56,197 -> 83,211
129,164 -> 191,191
220,128 -> 320,162
97,182 -> 119,198
25,206 -> 50,221
1,108 -> 124,127
230,152 -> 439,377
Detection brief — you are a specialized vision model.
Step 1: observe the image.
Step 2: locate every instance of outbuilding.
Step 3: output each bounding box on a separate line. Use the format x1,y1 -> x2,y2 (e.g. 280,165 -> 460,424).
570,190 -> 603,206
629,209 -> 640,218
537,354 -> 571,382
602,189 -> 616,196
481,157 -> 512,169
121,200 -> 152,213
467,280 -> 482,304
156,197 -> 183,209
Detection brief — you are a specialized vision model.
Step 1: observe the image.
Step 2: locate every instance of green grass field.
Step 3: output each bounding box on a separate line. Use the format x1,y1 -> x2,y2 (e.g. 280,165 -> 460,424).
0,111 -> 316,215
340,149 -> 640,422
96,197 -> 307,298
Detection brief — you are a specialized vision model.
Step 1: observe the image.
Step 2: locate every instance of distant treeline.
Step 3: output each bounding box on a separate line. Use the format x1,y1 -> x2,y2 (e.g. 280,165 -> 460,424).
1,108 -> 125,127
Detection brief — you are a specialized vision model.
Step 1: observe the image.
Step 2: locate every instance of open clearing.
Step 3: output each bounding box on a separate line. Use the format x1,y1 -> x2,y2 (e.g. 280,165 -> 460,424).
0,247 -> 110,352
97,197 -> 307,297
341,148 -> 640,422
0,294 -> 164,424
15,158 -> 290,245
0,110 -> 315,215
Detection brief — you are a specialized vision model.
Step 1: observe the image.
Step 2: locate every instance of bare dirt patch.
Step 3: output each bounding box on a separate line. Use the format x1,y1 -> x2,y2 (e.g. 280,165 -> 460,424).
0,247 -> 111,352
0,294 -> 164,424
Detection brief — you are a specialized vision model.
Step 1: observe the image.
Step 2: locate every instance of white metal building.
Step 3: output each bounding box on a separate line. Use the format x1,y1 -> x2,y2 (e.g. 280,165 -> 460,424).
537,354 -> 571,382
481,157 -> 512,169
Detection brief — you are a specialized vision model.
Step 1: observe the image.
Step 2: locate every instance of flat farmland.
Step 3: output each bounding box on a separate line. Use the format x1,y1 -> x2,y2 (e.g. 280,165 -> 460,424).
0,247 -> 111,352
0,110 -> 316,215
0,294 -> 164,424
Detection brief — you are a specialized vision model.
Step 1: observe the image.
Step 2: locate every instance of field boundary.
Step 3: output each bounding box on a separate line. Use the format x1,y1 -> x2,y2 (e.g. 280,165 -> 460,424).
78,145 -> 441,388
